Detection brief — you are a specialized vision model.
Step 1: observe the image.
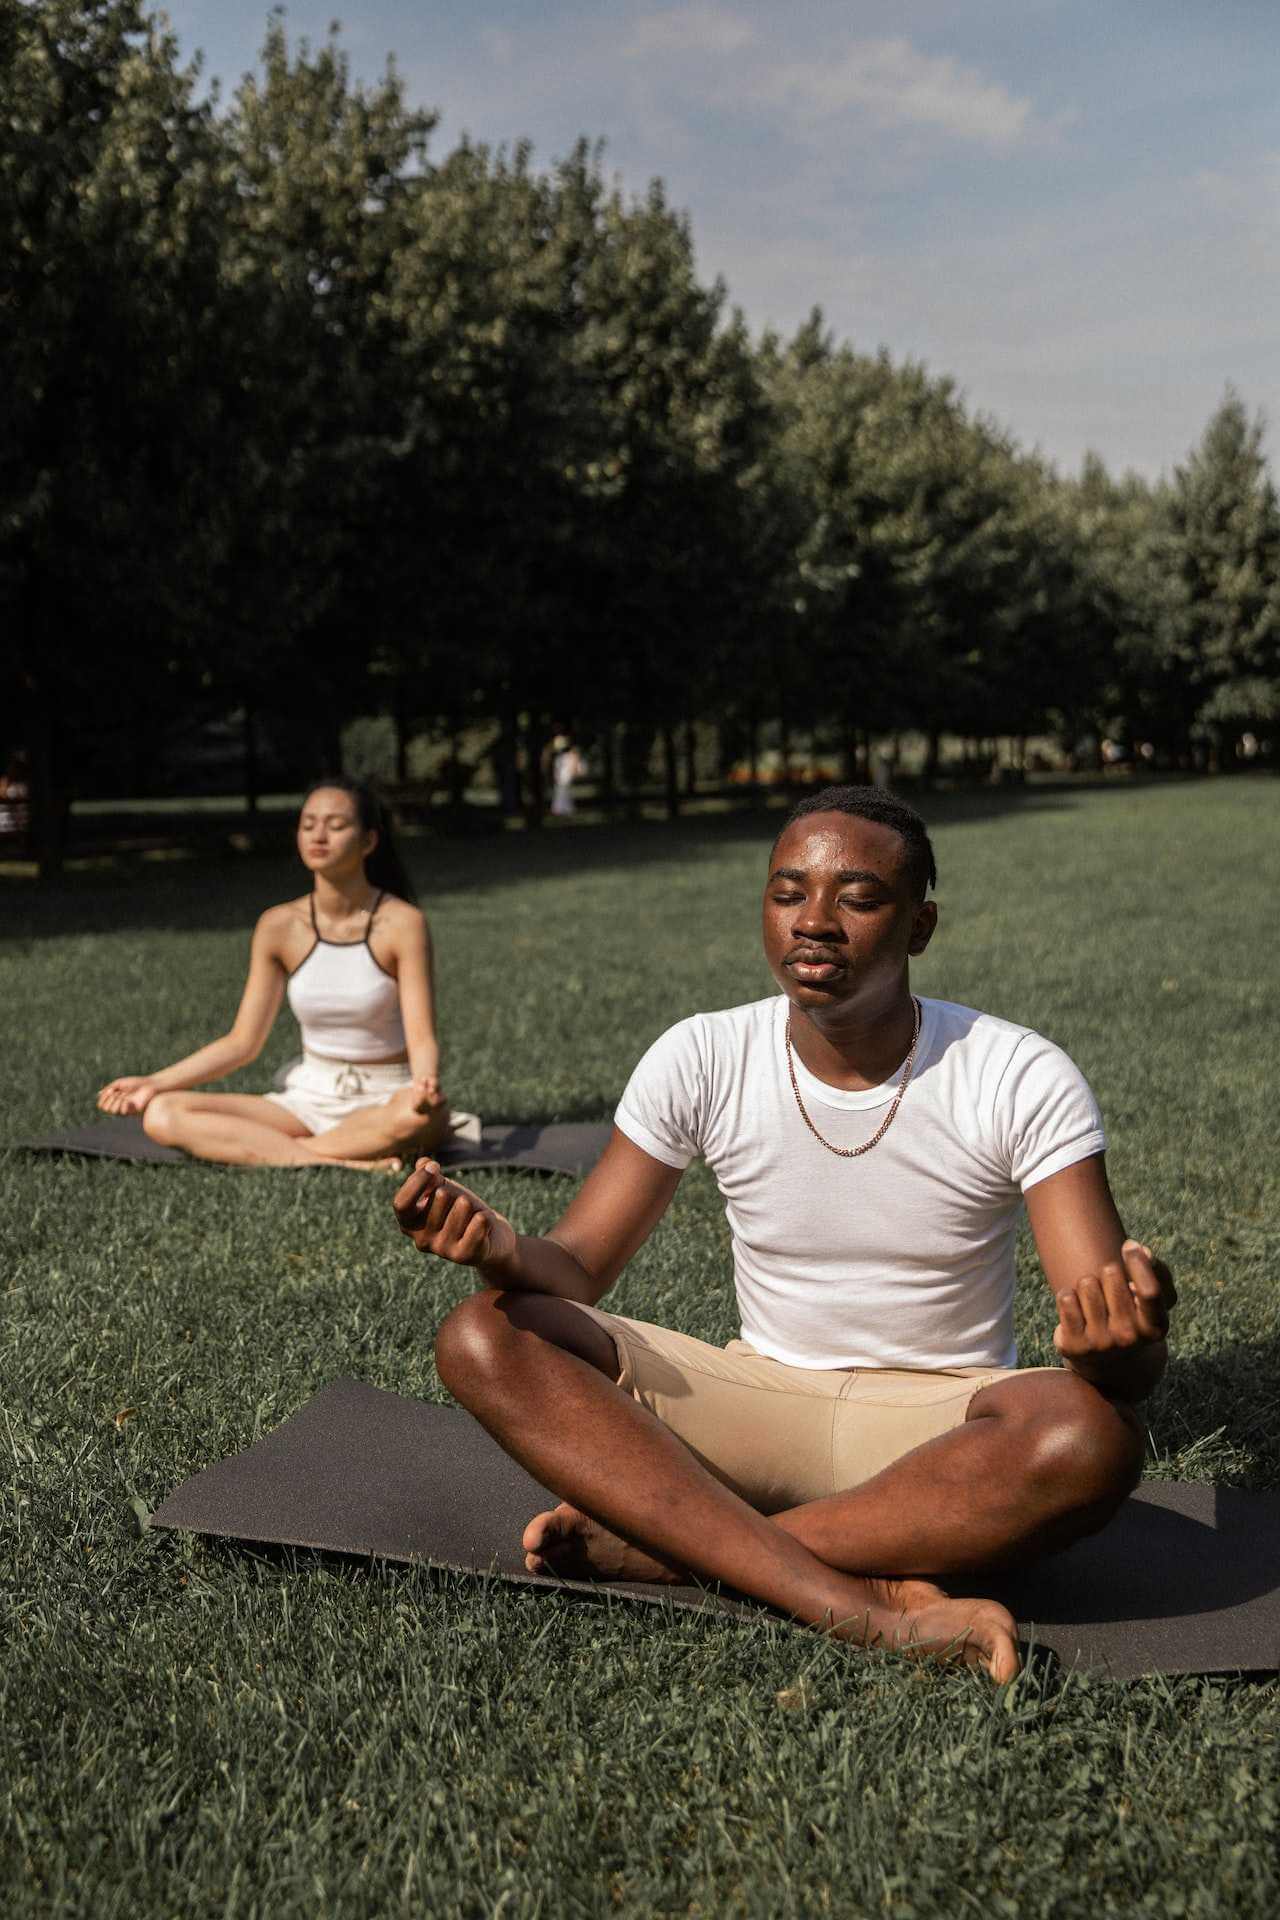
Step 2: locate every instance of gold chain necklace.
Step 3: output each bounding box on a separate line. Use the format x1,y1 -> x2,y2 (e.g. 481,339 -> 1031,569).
785,998 -> 922,1158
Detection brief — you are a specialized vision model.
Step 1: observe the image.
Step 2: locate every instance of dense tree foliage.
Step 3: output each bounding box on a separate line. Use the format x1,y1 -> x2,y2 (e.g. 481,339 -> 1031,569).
3,4 -> 1277,869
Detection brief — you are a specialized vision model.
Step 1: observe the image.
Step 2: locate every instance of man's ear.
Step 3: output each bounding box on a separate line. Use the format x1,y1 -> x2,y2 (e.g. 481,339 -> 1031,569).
907,899 -> 937,956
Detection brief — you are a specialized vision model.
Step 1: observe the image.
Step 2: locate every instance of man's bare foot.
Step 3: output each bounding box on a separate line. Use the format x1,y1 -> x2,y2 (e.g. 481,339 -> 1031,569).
854,1577 -> 1021,1683
522,1506 -> 1020,1681
523,1503 -> 685,1584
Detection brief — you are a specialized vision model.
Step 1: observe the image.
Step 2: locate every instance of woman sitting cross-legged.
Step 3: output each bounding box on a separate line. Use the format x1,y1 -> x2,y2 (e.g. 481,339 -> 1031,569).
97,779 -> 455,1170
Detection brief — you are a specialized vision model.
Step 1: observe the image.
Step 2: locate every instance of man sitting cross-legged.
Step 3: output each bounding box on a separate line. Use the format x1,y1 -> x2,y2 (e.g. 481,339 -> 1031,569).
393,787 -> 1176,1683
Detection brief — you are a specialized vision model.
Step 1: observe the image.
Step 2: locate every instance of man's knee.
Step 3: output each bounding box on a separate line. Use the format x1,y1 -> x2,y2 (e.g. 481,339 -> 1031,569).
982,1372 -> 1144,1516
434,1291 -> 514,1398
434,1290 -> 620,1402
1022,1375 -> 1145,1514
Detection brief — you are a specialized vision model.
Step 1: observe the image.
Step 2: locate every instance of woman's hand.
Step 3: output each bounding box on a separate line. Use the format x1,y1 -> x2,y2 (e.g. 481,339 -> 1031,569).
393,1159 -> 518,1271
97,1076 -> 161,1115
412,1073 -> 447,1111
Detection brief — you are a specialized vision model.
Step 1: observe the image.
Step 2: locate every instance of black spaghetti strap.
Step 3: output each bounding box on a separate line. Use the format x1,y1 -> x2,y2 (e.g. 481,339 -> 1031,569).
289,897 -> 321,978
363,890 -> 386,943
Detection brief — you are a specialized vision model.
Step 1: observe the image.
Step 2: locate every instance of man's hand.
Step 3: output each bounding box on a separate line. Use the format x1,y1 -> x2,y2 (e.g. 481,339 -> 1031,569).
1053,1240 -> 1177,1377
98,1076 -> 160,1115
393,1159 -> 517,1271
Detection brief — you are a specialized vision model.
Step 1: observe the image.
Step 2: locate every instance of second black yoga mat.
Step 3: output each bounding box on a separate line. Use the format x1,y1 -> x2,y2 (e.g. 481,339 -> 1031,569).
17,1114 -> 612,1176
149,1378 -> 1280,1681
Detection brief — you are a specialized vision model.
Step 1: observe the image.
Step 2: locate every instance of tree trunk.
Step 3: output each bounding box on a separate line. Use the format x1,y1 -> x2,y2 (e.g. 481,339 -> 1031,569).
25,675 -> 65,882
599,723 -> 616,814
523,711 -> 544,829
715,718 -> 732,784
923,728 -> 941,786
746,709 -> 762,805
393,671 -> 409,785
243,702 -> 259,818
447,718 -> 467,807
661,724 -> 680,819
495,698 -> 520,819
841,720 -> 859,784
683,719 -> 697,798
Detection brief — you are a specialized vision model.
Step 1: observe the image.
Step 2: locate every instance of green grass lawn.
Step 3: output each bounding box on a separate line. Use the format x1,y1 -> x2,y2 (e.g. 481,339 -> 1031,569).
2,779 -> 1278,1918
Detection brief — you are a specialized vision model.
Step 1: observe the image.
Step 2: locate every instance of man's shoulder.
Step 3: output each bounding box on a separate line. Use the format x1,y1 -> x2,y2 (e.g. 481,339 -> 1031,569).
922,997 -> 1085,1093
924,996 -> 1033,1048
664,996 -> 780,1050
637,998 -> 779,1082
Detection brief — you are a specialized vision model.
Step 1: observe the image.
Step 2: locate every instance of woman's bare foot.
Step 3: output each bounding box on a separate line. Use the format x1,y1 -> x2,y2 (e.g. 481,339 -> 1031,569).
522,1504 -> 1020,1681
301,1142 -> 402,1173
523,1503 -> 685,1584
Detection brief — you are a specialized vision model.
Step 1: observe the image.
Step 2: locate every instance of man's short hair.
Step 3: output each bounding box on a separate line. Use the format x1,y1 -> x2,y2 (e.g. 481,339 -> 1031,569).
776,786 -> 937,900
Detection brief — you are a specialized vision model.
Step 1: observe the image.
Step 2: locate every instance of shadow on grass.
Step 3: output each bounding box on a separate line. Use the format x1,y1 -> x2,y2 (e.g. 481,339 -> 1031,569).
0,776 -> 1220,945
1147,1331 -> 1280,1489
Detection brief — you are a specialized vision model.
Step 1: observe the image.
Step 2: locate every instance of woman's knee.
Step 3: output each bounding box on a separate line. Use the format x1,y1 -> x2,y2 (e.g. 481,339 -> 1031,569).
143,1093 -> 184,1144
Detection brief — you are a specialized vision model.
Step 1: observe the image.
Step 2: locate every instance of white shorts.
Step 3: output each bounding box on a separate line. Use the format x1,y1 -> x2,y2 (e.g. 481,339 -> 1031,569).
264,1053 -> 412,1135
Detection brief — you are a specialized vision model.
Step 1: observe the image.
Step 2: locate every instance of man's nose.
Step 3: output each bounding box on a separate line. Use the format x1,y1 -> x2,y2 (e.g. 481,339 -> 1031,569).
792,901 -> 843,939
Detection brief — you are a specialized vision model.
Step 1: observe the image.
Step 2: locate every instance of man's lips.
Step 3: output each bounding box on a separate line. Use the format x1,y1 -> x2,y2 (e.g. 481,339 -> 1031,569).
786,951 -> 845,979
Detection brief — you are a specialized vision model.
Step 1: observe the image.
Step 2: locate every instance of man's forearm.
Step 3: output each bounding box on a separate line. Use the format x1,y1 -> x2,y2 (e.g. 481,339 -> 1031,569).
1065,1339 -> 1167,1404
477,1232 -> 604,1305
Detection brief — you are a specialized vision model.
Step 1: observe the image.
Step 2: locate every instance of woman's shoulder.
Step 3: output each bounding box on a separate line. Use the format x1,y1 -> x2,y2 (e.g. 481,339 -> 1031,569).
254,897 -> 312,945
377,893 -> 426,932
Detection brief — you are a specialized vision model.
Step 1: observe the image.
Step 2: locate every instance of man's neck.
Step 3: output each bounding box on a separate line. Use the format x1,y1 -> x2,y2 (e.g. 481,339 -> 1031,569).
788,982 -> 918,1092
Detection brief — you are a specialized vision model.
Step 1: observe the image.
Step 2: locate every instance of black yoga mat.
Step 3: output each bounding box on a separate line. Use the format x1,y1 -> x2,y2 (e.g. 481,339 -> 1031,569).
16,1114 -> 612,1176
149,1378 -> 1280,1680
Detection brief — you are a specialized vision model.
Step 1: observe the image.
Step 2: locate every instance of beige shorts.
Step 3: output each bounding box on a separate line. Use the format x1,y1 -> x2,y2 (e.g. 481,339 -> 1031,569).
573,1304 -> 1052,1513
264,1053 -> 414,1134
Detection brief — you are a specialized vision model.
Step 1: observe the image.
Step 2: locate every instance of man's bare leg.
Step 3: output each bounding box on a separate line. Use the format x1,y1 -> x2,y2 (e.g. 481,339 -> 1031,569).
531,1367 -> 1141,1578
143,1092 -> 397,1170
436,1291 -> 1022,1680
766,1370 -> 1143,1577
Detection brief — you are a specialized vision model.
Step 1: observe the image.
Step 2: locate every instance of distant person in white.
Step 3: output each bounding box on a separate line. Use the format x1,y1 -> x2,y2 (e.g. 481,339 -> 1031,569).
548,734 -> 584,817
394,788 -> 1176,1682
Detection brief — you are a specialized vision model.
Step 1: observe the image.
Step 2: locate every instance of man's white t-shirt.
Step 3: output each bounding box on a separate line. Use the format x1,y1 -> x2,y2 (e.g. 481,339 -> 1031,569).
614,995 -> 1106,1372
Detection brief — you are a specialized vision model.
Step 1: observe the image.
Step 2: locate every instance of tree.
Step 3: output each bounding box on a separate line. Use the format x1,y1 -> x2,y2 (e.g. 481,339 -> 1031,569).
1,0 -> 231,871
1162,392 -> 1280,759
213,16 -> 437,798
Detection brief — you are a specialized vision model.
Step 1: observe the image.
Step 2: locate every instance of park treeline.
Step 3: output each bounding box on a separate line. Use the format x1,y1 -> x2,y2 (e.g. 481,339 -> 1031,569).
4,1 -> 1280,868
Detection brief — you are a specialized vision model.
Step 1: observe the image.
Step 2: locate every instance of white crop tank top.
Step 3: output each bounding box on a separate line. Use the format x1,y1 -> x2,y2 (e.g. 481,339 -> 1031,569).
285,892 -> 407,1062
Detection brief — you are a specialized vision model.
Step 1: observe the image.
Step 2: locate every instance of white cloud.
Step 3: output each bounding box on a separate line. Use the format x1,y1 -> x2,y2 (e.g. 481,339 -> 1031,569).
754,37 -> 1034,147
693,158 -> 1280,476
624,5 -> 759,59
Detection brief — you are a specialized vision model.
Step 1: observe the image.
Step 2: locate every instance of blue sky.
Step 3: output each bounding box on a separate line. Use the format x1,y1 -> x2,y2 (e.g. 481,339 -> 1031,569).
162,2 -> 1279,479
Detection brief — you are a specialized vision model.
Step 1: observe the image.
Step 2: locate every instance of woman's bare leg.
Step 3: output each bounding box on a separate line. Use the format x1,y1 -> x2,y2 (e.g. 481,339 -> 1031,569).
142,1092 -> 394,1170
307,1084 -> 451,1165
